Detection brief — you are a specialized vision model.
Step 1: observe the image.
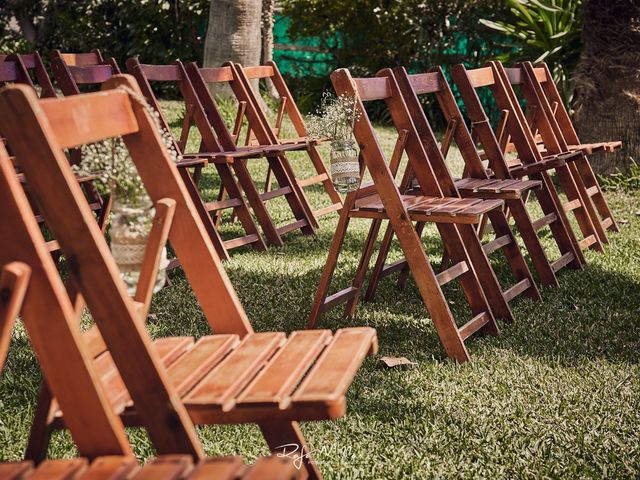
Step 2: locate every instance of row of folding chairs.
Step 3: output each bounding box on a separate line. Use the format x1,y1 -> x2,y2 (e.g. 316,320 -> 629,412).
0,77 -> 378,479
309,63 -> 620,362
0,50 -> 342,262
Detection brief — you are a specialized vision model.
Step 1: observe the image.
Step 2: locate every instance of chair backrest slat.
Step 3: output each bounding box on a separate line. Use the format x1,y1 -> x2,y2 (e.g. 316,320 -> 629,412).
465,66 -> 496,88
68,64 -> 114,84
0,61 -> 20,82
354,77 -> 392,101
242,65 -> 275,79
58,51 -> 103,66
406,71 -> 441,95
38,90 -> 139,148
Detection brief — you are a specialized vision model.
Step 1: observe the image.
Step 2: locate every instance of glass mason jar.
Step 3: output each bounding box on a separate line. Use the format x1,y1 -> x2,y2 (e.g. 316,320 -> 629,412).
110,196 -> 169,295
330,139 -> 360,193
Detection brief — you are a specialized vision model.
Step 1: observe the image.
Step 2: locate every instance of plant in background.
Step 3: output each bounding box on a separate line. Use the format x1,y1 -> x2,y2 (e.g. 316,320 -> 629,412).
481,0 -> 582,106
307,91 -> 362,193
73,86 -> 180,294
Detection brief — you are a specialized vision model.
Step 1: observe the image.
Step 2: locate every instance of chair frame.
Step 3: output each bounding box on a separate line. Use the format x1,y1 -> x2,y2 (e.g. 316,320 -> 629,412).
501,61 -> 618,240
0,77 -> 376,480
372,66 -> 580,288
308,67 -> 518,362
232,61 -> 343,223
126,57 -> 268,260
185,62 -> 318,244
451,62 -> 602,263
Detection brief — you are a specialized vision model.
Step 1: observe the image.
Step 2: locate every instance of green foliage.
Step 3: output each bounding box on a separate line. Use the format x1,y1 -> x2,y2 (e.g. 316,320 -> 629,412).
598,159 -> 640,192
281,0 -> 510,123
481,0 -> 583,106
1,0 -> 209,65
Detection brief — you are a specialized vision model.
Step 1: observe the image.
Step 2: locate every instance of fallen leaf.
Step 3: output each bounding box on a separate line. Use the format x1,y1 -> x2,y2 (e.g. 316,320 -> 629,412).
147,313 -> 158,322
380,356 -> 417,368
619,219 -> 630,225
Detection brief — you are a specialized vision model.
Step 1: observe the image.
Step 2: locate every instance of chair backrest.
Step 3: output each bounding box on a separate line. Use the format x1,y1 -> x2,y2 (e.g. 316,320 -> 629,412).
51,48 -> 121,96
0,140 -> 134,458
8,52 -> 56,98
185,62 -> 277,151
500,61 -> 574,152
451,62 -> 547,167
128,58 -> 232,155
238,61 -> 309,139
330,68 -> 444,201
393,66 -> 512,180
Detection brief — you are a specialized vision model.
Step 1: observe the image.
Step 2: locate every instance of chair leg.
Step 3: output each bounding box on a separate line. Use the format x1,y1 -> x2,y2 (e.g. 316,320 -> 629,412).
307,207 -> 353,328
436,223 -> 500,337
574,154 -> 618,233
25,383 -> 55,463
343,218 -> 383,317
507,198 -> 559,287
268,155 -> 317,233
232,160 -> 284,247
215,163 -> 267,252
178,168 -> 229,261
554,164 -> 604,253
260,421 -> 322,480
455,223 -> 514,322
567,161 -> 608,246
486,209 -> 541,301
532,171 -> 585,268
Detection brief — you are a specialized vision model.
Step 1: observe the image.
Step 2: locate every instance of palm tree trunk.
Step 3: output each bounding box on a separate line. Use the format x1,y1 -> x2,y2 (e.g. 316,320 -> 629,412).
573,0 -> 640,174
262,0 -> 279,98
203,0 -> 263,98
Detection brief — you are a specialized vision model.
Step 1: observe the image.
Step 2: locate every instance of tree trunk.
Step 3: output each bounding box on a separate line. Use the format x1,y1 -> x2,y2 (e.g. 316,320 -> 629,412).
203,0 -> 263,99
262,0 -> 279,98
573,0 -> 640,174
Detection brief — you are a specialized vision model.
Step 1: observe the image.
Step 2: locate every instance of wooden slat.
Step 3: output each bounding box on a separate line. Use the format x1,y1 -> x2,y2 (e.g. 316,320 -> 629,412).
482,234 -> 512,255
242,65 -> 275,79
0,61 -> 19,82
291,328 -> 377,408
223,234 -> 261,249
551,251 -> 574,272
237,330 -> 333,408
503,278 -> 531,302
458,312 -> 490,340
298,173 -> 328,188
407,72 -> 441,94
243,456 -> 301,480
38,91 -> 138,149
134,455 -> 192,480
563,198 -> 582,212
313,202 -> 342,217
276,219 -> 308,236
436,261 -> 469,286
602,217 -> 614,230
138,64 -> 182,82
465,67 -> 495,88
167,335 -> 239,396
320,287 -> 359,312
260,186 -> 292,201
68,65 -> 113,84
354,77 -> 391,101
0,462 -> 33,479
187,457 -> 245,480
184,333 -> 286,408
578,234 -> 598,251
203,197 -> 242,212
586,185 -> 599,197
29,459 -> 88,480
532,212 -> 557,231
81,456 -> 139,480
198,67 -> 234,83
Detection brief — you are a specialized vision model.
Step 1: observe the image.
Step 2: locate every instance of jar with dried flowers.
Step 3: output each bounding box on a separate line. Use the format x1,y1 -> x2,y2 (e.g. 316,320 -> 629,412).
307,92 -> 362,193
73,87 -> 180,294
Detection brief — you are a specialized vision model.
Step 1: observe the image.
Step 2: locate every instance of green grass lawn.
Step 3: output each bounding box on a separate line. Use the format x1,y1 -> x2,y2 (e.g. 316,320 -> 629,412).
1,101 -> 639,478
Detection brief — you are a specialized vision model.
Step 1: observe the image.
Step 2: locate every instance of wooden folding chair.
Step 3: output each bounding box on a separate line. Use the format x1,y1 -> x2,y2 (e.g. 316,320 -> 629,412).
501,61 -> 619,241
307,68 -> 521,362
0,55 -> 110,258
185,62 -> 318,244
0,77 -> 376,480
126,58 -> 267,260
50,48 -> 121,95
452,63 -> 601,265
232,62 -> 343,223
0,163 -> 299,479
372,66 -> 580,288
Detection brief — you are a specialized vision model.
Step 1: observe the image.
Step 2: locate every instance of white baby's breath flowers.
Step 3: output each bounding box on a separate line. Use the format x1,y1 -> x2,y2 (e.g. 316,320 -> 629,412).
73,86 -> 182,207
307,91 -> 361,143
